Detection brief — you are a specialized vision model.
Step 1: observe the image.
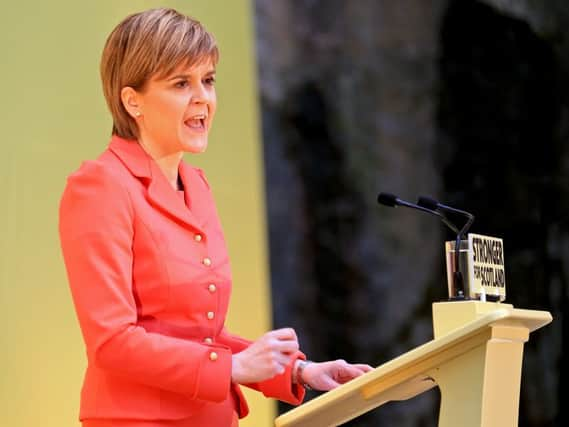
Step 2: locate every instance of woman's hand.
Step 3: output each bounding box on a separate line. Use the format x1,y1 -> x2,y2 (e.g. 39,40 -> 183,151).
300,359 -> 373,391
231,328 -> 299,384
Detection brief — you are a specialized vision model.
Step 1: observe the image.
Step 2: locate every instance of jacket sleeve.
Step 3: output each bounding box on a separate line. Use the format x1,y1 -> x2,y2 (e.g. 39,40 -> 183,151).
217,328 -> 306,405
59,162 -> 231,402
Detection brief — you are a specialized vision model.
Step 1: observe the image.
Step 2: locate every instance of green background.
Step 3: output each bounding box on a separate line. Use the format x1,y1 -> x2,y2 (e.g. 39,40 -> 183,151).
0,1 -> 273,426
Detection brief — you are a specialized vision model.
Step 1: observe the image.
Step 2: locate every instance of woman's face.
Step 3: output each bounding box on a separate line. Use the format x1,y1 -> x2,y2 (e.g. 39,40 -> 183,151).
131,60 -> 217,156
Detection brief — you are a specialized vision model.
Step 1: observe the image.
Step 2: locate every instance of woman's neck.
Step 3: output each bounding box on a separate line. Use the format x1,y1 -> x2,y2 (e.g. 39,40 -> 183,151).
137,137 -> 184,190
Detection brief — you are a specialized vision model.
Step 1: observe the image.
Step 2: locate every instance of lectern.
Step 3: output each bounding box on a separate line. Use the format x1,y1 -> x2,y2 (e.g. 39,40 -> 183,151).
275,301 -> 552,427
279,200 -> 554,426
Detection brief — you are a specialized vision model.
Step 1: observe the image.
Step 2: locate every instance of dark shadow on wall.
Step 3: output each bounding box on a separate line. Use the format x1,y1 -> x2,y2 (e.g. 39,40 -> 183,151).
283,81 -> 368,362
438,1 -> 569,425
274,81 -> 371,418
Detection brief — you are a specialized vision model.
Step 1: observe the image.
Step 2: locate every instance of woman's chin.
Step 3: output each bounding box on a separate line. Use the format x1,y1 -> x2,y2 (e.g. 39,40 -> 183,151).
180,135 -> 209,154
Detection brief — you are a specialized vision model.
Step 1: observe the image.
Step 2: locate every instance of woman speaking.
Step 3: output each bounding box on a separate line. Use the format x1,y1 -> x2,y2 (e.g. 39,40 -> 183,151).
59,8 -> 371,427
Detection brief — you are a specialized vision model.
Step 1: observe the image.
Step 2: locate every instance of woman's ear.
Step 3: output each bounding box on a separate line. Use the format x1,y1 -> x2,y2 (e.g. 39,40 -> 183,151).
121,86 -> 143,119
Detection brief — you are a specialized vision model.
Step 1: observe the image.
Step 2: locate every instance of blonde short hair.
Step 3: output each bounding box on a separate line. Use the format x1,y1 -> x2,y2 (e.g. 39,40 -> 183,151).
100,8 -> 219,139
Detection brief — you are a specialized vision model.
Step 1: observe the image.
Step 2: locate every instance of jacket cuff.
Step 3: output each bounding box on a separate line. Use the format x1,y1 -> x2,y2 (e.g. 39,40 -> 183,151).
193,346 -> 232,402
259,351 -> 307,405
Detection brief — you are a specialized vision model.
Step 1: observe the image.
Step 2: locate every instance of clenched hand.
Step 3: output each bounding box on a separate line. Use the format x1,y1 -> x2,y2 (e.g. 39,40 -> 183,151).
231,328 -> 299,384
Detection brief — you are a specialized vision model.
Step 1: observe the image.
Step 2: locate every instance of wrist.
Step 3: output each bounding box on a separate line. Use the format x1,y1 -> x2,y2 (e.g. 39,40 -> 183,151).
231,355 -> 241,383
293,359 -> 313,389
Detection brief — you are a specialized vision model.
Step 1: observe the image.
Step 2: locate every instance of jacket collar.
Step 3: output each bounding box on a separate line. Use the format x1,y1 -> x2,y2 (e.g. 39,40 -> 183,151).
108,135 -> 205,232
108,135 -> 153,179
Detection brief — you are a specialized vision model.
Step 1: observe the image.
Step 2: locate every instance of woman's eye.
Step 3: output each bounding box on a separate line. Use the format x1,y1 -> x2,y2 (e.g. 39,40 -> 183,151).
175,80 -> 189,88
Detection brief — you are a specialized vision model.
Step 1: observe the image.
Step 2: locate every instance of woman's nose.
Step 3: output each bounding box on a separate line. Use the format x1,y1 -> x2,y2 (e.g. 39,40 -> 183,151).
191,84 -> 209,104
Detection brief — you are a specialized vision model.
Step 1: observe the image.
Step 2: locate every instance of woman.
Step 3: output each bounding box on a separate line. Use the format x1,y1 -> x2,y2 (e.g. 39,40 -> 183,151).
59,8 -> 372,427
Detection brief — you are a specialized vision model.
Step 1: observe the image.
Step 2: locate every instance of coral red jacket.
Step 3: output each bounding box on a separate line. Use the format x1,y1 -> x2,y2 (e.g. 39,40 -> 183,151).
59,136 -> 305,423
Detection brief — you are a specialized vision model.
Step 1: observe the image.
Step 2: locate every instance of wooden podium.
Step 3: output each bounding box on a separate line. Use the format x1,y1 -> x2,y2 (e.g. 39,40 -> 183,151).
275,301 -> 552,427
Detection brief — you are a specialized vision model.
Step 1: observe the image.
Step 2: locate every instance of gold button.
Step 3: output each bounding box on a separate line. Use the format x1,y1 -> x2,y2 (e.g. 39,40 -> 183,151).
209,351 -> 218,361
194,234 -> 203,242
204,337 -> 213,344
208,284 -> 217,293
207,311 -> 215,320
202,257 -> 211,267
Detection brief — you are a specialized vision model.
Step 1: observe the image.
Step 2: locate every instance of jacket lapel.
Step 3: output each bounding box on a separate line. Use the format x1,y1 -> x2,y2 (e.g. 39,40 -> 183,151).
108,136 -> 205,233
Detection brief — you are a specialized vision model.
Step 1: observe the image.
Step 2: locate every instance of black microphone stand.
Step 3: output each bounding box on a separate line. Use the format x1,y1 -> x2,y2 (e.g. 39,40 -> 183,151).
418,197 -> 475,300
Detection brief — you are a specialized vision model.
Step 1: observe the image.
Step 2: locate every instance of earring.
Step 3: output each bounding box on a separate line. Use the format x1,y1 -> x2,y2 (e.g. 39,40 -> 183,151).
135,111 -> 142,117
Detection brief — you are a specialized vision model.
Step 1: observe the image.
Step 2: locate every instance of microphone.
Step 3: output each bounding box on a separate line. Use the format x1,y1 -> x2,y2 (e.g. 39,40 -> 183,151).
377,192 -> 460,234
417,196 -> 474,238
417,196 -> 476,299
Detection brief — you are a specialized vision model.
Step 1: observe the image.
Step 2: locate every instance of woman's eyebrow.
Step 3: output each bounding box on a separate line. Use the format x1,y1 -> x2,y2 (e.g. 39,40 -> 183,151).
167,70 -> 216,81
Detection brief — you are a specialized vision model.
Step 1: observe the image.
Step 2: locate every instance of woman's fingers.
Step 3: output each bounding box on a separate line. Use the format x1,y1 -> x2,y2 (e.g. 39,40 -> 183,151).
231,327 -> 300,384
351,363 -> 374,372
262,328 -> 299,355
268,327 -> 298,342
333,364 -> 363,382
291,358 -> 374,391
334,360 -> 373,375
269,351 -> 294,368
270,337 -> 300,354
316,376 -> 340,391
336,361 -> 375,382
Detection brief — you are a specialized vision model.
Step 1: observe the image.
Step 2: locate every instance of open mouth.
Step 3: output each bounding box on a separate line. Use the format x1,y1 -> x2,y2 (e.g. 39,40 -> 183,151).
185,114 -> 207,131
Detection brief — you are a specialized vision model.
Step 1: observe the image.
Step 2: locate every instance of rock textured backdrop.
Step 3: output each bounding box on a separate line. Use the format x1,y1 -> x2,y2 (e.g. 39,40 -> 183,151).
255,0 -> 569,425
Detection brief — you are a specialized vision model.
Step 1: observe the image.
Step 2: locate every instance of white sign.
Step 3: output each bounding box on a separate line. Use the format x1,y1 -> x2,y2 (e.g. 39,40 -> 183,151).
468,233 -> 506,301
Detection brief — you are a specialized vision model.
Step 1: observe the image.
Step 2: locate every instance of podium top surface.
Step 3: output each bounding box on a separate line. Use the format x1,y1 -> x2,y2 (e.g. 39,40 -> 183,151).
275,306 -> 552,427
